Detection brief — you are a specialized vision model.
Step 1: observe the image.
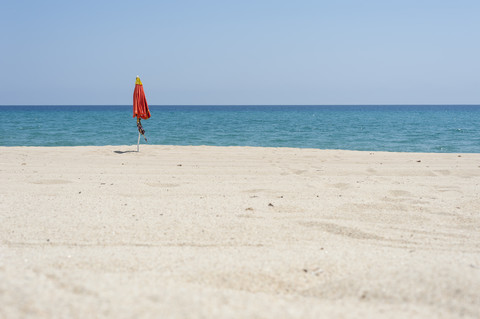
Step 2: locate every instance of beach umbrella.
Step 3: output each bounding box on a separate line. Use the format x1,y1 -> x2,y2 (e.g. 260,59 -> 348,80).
133,76 -> 151,151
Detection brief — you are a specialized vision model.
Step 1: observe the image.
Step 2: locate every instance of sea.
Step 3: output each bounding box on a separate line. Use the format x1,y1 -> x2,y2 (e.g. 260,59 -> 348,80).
1,105 -> 479,153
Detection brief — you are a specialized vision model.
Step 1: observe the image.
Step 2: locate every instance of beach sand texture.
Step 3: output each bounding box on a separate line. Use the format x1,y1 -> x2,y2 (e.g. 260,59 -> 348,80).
1,145 -> 479,318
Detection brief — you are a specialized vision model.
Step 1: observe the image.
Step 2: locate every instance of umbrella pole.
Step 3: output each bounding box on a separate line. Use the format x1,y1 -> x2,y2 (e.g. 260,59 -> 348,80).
137,132 -> 141,152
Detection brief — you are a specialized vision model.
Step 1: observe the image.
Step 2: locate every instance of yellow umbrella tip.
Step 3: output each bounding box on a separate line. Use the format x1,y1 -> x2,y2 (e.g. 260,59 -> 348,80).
135,76 -> 142,85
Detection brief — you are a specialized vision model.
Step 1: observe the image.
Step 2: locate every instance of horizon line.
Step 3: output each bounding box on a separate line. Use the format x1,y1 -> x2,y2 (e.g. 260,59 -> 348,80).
1,104 -> 480,107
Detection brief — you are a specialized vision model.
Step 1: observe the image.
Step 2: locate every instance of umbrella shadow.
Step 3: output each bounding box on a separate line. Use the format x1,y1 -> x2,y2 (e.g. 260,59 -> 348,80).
114,150 -> 138,154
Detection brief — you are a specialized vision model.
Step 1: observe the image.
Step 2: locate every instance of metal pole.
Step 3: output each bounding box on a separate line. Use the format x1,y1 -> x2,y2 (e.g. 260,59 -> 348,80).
137,132 -> 141,152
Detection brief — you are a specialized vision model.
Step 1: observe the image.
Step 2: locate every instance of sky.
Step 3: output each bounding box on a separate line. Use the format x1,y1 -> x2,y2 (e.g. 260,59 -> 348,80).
1,0 -> 479,105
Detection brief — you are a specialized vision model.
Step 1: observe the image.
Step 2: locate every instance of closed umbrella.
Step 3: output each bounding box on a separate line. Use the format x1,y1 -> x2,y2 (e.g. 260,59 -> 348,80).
133,76 -> 151,151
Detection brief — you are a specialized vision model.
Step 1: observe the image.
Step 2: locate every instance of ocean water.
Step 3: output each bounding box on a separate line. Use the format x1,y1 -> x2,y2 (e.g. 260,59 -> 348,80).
0,105 -> 479,153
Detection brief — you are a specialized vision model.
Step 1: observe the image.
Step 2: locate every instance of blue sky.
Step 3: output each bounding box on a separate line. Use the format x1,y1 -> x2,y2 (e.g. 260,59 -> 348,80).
1,0 -> 479,105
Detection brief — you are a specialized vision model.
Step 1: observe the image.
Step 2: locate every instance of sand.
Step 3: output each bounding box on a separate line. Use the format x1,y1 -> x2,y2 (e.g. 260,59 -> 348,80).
1,145 -> 479,318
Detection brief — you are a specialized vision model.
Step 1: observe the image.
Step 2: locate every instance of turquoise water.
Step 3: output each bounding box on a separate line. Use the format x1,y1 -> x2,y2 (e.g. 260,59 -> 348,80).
1,105 -> 479,153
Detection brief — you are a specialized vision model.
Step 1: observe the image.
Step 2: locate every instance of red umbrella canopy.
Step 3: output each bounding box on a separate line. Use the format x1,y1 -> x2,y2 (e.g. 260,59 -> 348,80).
133,76 -> 151,120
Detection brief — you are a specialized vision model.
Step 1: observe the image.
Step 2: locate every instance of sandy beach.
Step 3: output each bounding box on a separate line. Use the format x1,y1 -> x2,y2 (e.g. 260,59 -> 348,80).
1,145 -> 479,318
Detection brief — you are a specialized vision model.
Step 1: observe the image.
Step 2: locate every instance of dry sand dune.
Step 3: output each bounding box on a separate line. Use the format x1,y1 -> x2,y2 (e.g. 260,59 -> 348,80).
1,145 -> 479,318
